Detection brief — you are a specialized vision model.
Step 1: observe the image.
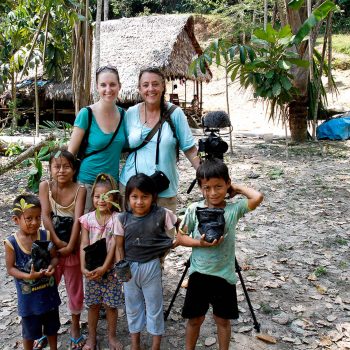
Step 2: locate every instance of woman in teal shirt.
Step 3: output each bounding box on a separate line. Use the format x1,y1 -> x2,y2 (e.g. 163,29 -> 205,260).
119,67 -> 200,214
68,65 -> 126,211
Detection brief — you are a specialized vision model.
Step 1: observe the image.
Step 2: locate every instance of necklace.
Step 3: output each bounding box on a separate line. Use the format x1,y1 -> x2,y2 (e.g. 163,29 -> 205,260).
143,103 -> 161,127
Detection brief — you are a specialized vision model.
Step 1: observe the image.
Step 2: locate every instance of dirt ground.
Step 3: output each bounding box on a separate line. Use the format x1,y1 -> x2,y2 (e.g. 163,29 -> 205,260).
0,67 -> 350,349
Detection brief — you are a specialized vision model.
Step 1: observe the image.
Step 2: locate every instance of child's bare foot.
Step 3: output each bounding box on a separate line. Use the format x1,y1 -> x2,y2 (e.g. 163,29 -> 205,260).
82,337 -> 96,350
109,337 -> 123,350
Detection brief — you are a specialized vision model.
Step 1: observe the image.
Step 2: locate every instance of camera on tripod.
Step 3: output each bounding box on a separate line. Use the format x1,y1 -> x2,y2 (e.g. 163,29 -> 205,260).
187,111 -> 232,194
198,111 -> 231,160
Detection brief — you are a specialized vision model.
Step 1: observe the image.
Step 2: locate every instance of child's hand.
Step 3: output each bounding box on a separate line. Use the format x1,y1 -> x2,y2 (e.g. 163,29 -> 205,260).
57,245 -> 73,257
44,265 -> 55,277
199,234 -> 224,247
28,264 -> 45,280
227,184 -> 239,198
89,267 -> 106,280
82,267 -> 92,279
173,226 -> 188,247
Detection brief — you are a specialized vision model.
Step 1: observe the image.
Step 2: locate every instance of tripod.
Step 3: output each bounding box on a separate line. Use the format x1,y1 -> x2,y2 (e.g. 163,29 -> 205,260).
164,257 -> 261,333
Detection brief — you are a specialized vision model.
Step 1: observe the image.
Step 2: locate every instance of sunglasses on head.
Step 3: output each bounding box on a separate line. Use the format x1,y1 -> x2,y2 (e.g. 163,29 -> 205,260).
96,65 -> 119,74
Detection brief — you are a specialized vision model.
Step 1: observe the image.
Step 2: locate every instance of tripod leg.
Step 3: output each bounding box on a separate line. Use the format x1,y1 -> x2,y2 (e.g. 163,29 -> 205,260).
164,259 -> 190,321
235,258 -> 261,333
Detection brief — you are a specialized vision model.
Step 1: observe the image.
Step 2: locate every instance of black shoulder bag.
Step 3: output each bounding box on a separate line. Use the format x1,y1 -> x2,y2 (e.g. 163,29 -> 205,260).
127,105 -> 178,193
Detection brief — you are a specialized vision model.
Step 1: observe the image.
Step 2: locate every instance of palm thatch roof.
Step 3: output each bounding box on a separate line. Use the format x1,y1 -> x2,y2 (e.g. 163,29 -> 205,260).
94,14 -> 212,104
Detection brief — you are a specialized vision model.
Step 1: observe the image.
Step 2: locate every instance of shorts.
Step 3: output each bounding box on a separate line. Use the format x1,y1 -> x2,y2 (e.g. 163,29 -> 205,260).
85,270 -> 124,308
182,272 -> 239,320
22,308 -> 60,340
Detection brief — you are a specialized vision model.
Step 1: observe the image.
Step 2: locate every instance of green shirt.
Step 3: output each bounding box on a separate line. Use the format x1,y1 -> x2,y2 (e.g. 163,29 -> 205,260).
181,199 -> 249,284
74,107 -> 126,185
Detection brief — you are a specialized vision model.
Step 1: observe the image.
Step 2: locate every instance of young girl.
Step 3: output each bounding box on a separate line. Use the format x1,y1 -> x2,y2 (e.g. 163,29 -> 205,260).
39,149 -> 86,350
79,173 -> 123,350
114,173 -> 178,350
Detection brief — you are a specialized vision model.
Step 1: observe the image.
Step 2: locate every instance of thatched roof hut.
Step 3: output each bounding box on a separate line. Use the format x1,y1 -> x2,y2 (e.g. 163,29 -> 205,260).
95,14 -> 212,104
4,14 -> 210,108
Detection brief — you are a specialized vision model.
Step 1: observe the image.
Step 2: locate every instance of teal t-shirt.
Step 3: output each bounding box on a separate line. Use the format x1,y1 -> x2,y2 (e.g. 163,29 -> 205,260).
119,103 -> 195,198
74,106 -> 126,185
181,199 -> 249,284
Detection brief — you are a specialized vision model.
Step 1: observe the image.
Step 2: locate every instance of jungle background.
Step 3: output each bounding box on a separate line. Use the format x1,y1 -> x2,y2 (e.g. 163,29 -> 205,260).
0,0 -> 350,349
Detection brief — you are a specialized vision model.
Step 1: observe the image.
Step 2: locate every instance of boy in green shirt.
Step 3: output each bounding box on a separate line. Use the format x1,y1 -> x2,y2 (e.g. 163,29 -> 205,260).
176,158 -> 263,350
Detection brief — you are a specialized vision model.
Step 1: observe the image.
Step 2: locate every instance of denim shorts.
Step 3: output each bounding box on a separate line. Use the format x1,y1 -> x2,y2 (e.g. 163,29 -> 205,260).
124,258 -> 164,335
22,308 -> 60,340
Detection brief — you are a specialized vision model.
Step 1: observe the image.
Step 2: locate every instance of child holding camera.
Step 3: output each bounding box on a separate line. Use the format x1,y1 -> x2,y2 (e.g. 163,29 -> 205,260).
176,158 -> 263,350
79,173 -> 123,350
4,194 -> 61,350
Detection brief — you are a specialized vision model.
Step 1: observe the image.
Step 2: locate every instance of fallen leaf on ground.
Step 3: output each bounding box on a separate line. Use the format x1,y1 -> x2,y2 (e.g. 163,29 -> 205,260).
256,333 -> 277,344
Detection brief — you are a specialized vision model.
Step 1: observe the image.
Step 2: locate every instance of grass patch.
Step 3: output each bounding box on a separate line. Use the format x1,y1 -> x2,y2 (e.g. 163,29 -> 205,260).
316,34 -> 350,55
331,34 -> 350,56
314,266 -> 327,277
339,261 -> 348,270
260,303 -> 274,315
268,167 -> 284,180
323,235 -> 348,248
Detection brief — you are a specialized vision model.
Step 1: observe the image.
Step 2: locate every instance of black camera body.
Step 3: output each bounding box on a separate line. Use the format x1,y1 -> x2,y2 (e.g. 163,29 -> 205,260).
198,129 -> 228,160
199,111 -> 231,160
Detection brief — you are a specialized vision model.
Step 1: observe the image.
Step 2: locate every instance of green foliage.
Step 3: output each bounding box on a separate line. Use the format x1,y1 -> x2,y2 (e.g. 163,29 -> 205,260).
190,1 -> 337,126
110,0 -> 165,17
5,141 -> 26,157
40,120 -> 73,139
268,167 -> 284,180
26,152 -> 43,193
95,190 -> 120,219
314,266 -> 327,277
12,198 -> 35,213
23,136 -> 68,193
292,0 -> 337,45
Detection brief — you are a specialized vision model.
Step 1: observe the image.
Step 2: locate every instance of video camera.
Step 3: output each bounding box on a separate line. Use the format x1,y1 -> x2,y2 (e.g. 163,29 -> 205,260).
187,111 -> 232,194
198,111 -> 231,160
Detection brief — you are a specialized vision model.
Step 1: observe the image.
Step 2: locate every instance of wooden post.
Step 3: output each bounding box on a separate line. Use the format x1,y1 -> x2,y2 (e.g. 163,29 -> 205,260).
199,81 -> 203,116
53,99 -> 56,122
184,80 -> 187,107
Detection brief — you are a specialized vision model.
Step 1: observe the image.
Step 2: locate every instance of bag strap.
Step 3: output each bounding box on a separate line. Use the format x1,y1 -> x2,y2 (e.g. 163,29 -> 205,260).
77,107 -> 93,160
84,108 -> 125,159
127,104 -> 178,154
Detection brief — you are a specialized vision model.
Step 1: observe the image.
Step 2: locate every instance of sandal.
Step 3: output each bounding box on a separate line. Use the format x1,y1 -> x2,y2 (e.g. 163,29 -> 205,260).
70,335 -> 86,350
33,336 -> 48,350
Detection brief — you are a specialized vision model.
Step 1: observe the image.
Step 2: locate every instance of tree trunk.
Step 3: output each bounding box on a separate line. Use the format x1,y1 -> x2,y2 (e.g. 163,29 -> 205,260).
103,0 -> 109,20
288,96 -> 308,142
34,65 -> 40,137
72,0 -> 92,114
10,72 -> 18,130
282,0 -> 310,142
0,134 -> 55,176
93,0 -> 102,102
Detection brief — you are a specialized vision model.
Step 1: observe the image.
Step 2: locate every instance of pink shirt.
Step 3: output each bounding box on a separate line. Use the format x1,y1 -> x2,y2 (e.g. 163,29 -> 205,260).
79,211 -> 119,251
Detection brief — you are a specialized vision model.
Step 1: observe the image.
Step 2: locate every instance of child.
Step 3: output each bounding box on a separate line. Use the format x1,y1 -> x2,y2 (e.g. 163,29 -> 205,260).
4,194 -> 61,350
176,158 -> 263,350
39,149 -> 86,349
114,173 -> 178,350
79,173 -> 123,350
